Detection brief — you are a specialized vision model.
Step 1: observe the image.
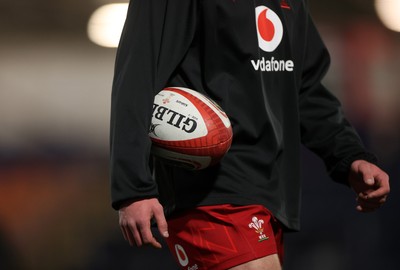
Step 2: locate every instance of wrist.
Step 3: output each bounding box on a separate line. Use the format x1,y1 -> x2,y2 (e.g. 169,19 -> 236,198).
330,152 -> 378,185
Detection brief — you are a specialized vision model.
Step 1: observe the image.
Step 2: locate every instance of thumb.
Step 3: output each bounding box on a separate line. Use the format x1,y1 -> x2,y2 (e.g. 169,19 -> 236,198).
351,160 -> 375,186
153,205 -> 169,238
360,163 -> 375,186
364,177 -> 375,186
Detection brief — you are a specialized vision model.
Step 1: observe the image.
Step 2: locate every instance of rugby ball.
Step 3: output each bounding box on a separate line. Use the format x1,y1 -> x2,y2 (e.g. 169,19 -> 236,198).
149,87 -> 233,170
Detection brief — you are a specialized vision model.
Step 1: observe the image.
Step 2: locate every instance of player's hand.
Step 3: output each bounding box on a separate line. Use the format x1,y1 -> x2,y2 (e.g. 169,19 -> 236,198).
348,160 -> 390,212
118,198 -> 169,249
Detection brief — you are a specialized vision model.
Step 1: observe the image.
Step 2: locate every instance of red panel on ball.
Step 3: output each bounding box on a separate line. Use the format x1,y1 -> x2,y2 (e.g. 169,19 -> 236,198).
149,87 -> 233,169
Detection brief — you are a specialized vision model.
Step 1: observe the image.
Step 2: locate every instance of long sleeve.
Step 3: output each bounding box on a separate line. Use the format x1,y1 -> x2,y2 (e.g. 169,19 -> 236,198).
110,0 -> 197,209
299,16 -> 377,185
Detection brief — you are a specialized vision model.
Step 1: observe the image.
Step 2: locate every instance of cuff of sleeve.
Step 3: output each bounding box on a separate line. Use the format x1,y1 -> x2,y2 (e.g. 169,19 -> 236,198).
112,194 -> 159,210
329,152 -> 378,186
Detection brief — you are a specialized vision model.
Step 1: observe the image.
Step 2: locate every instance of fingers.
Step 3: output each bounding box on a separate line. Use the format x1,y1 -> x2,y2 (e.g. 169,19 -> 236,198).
358,170 -> 390,211
356,173 -> 389,213
120,217 -> 163,248
119,217 -> 142,247
118,198 -> 168,249
120,222 -> 136,246
364,171 -> 390,200
356,194 -> 387,212
350,160 -> 390,213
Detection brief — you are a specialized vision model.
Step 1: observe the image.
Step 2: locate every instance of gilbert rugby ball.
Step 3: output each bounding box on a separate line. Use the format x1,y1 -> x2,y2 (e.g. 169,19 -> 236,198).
149,87 -> 233,170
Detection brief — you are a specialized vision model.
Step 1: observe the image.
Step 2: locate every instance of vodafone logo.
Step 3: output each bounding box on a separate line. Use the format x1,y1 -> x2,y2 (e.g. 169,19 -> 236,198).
255,6 -> 283,52
251,5 -> 294,72
175,244 -> 189,267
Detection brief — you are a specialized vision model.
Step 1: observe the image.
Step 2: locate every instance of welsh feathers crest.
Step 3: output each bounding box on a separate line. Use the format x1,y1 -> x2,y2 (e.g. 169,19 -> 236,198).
248,216 -> 269,242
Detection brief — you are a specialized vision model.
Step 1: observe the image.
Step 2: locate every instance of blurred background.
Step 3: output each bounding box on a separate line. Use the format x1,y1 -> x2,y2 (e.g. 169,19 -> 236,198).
0,0 -> 398,269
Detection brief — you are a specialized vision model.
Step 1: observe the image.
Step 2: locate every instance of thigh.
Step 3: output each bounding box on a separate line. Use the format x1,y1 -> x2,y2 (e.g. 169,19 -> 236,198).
228,254 -> 282,270
165,204 -> 284,270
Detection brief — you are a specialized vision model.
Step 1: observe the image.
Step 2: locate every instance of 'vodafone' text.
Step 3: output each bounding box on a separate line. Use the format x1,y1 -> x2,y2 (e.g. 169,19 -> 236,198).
251,57 -> 294,72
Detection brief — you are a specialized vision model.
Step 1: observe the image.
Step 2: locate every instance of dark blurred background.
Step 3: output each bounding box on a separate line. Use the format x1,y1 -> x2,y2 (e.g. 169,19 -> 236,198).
0,0 -> 399,269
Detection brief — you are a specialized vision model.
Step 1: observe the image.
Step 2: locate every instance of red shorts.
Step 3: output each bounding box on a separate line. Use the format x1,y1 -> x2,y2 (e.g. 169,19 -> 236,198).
165,204 -> 284,270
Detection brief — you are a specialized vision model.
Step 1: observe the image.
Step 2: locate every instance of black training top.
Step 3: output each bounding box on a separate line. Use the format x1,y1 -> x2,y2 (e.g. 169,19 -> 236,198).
110,0 -> 376,230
